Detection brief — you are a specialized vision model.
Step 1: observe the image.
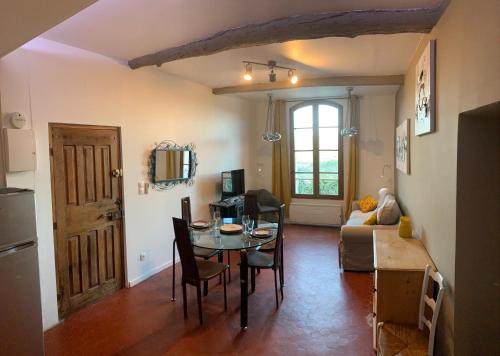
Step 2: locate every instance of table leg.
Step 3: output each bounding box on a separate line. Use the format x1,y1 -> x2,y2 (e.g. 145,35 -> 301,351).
240,250 -> 248,329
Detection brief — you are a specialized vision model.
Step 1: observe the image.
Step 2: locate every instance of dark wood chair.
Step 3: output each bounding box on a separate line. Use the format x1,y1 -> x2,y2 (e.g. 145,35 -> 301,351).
244,189 -> 281,223
247,204 -> 285,309
172,217 -> 228,325
171,197 -> 221,301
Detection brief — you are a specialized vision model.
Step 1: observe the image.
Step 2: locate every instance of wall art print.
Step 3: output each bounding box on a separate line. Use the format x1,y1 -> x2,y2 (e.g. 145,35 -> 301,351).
415,40 -> 436,136
396,119 -> 410,174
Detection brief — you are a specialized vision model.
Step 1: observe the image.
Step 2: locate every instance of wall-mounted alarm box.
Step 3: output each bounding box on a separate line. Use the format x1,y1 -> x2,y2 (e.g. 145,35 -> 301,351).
2,128 -> 36,172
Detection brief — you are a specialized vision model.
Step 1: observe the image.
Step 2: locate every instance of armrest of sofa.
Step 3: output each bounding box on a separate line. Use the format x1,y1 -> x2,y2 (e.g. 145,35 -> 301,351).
340,225 -> 375,244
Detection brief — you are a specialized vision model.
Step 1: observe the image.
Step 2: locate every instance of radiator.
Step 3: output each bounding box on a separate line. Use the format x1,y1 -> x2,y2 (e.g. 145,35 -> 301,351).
289,202 -> 343,226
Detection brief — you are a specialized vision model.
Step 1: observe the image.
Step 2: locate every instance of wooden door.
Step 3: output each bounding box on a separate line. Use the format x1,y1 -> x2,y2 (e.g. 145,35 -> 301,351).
50,124 -> 124,318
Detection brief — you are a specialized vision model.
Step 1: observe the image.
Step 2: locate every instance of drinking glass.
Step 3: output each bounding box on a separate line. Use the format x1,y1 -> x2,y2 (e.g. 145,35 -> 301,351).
241,215 -> 249,235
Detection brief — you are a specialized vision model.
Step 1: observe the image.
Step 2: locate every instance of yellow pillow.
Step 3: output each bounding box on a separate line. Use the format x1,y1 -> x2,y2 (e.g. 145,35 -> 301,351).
358,195 -> 378,213
363,212 -> 378,225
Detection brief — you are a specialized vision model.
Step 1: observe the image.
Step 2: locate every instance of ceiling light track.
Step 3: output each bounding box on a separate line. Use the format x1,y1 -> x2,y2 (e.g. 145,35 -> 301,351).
242,60 -> 298,84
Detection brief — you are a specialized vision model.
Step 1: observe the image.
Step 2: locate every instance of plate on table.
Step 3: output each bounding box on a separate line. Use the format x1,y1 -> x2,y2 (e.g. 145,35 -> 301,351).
191,220 -> 209,229
251,228 -> 273,238
220,224 -> 243,234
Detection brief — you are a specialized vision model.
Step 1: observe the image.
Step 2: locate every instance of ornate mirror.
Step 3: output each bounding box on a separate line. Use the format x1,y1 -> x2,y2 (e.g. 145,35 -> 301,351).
149,141 -> 198,190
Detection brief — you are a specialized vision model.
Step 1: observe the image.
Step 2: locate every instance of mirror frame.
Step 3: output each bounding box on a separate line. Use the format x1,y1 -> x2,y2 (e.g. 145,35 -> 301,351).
149,140 -> 198,190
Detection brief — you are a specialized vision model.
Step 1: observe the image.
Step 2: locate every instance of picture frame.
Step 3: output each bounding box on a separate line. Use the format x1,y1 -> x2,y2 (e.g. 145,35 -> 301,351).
415,40 -> 436,136
396,119 -> 410,174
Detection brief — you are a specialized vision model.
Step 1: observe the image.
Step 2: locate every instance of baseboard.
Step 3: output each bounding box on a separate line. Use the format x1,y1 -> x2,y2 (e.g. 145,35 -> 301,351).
127,260 -> 177,287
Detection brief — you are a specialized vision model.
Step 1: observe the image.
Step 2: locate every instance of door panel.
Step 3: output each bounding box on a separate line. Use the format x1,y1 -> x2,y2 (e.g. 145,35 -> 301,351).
50,124 -> 124,318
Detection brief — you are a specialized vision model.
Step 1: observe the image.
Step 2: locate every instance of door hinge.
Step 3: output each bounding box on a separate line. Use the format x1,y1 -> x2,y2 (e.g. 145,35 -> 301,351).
49,147 -> 54,156
53,222 -> 57,230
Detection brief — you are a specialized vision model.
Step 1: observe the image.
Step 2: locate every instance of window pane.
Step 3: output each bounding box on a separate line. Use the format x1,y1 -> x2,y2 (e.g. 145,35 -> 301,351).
319,151 -> 339,172
319,105 -> 339,127
295,173 -> 313,195
294,128 -> 313,150
293,105 -> 313,128
319,127 -> 339,149
295,151 -> 313,172
319,173 -> 339,195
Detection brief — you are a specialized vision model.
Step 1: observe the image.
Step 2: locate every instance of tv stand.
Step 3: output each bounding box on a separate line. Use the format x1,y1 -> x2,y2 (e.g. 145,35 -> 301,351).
209,195 -> 244,219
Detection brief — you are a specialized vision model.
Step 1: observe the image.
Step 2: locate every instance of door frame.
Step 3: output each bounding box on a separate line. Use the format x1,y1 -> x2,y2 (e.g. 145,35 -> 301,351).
48,123 -> 127,319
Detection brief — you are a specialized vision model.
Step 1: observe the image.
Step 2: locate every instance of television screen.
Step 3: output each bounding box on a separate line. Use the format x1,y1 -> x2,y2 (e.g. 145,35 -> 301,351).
221,169 -> 245,197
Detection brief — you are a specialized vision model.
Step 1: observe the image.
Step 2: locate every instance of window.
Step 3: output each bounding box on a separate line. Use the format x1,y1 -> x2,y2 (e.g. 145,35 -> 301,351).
290,102 -> 343,199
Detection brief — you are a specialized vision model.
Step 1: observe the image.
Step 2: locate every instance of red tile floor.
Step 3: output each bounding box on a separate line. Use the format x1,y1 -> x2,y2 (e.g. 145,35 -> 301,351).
45,225 -> 374,356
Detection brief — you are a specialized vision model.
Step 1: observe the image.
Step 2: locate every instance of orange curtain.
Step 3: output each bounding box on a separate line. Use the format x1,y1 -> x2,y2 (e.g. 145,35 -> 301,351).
344,95 -> 360,221
272,100 -> 291,217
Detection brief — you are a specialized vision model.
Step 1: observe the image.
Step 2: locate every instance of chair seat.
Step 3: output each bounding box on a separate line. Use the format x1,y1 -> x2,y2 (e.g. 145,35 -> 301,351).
258,233 -> 284,252
247,251 -> 274,268
196,260 -> 228,281
378,322 -> 428,356
193,246 -> 219,259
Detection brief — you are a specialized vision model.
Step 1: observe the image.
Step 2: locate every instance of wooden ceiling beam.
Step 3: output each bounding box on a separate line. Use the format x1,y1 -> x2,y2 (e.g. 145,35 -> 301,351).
128,2 -> 449,69
211,75 -> 405,95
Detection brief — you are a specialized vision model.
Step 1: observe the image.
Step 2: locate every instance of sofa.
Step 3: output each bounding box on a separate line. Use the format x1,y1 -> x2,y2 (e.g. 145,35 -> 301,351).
339,188 -> 401,271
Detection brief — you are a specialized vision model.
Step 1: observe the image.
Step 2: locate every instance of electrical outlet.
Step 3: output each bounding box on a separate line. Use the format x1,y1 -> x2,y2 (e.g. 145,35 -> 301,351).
140,252 -> 146,261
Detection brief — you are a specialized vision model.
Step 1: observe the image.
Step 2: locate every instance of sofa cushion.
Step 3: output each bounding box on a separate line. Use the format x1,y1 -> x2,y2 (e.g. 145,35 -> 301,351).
346,210 -> 373,226
377,195 -> 401,225
363,212 -> 377,225
358,195 -> 378,212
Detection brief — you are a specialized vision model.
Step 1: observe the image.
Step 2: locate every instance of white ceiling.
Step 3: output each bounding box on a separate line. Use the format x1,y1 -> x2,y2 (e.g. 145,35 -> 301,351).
0,0 -> 96,58
42,0 -> 437,61
157,34 -> 422,88
38,0 -> 430,91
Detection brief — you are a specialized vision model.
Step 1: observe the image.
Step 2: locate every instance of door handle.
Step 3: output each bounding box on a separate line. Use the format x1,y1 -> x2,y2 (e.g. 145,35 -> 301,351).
111,168 -> 123,177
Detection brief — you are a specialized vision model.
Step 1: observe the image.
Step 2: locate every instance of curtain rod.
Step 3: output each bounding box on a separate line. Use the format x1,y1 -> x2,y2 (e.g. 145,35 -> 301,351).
282,95 -> 357,103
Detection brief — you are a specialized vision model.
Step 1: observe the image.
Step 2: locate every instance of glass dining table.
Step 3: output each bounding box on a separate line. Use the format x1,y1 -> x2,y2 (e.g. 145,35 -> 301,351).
190,218 -> 277,329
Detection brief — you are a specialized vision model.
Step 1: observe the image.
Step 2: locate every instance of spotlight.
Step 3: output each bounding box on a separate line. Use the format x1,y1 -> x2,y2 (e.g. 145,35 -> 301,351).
243,63 -> 253,81
269,69 -> 276,82
288,69 -> 298,84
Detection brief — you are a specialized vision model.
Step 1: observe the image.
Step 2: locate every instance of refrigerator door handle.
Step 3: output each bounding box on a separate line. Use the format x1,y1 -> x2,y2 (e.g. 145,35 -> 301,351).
0,241 -> 36,258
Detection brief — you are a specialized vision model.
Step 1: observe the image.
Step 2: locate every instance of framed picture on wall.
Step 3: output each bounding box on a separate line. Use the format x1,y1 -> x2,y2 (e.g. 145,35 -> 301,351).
396,119 -> 410,174
415,40 -> 436,136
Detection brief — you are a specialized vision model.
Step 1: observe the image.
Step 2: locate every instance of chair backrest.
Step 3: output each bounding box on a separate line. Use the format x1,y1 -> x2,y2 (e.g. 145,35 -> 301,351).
181,196 -> 192,226
243,193 -> 259,220
273,204 -> 285,267
418,265 -> 445,356
172,217 -> 199,284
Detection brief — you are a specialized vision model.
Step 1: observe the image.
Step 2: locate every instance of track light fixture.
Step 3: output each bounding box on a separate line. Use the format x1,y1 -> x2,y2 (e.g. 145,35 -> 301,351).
243,63 -> 253,81
242,60 -> 298,84
288,69 -> 298,84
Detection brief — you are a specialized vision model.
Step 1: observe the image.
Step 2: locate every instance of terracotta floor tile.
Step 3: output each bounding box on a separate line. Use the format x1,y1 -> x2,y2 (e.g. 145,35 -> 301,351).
44,225 -> 373,356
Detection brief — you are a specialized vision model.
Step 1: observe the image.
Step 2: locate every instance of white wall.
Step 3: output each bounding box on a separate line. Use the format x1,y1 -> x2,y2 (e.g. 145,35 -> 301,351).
395,0 -> 500,354
250,95 -> 395,224
0,38 -> 253,330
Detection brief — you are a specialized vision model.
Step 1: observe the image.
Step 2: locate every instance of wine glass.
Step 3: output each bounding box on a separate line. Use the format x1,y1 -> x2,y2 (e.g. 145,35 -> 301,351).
247,219 -> 255,235
212,210 -> 221,229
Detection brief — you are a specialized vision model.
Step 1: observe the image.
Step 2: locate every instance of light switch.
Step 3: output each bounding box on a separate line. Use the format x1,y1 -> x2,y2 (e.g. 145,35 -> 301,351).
138,181 -> 149,195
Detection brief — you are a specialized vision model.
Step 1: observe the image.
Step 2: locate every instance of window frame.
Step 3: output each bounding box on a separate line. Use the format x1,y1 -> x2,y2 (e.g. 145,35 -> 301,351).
289,100 -> 344,200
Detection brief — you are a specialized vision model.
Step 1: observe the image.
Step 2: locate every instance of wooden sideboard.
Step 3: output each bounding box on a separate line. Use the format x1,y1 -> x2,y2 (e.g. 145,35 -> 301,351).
372,229 -> 435,350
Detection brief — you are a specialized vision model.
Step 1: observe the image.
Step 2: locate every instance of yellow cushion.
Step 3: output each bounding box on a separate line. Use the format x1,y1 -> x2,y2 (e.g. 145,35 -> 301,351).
363,212 -> 378,225
358,195 -> 378,213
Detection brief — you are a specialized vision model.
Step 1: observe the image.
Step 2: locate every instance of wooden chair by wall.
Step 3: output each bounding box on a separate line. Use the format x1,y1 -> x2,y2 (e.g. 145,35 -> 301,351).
172,218 -> 228,325
377,265 -> 445,356
171,197 -> 221,301
247,204 -> 285,309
